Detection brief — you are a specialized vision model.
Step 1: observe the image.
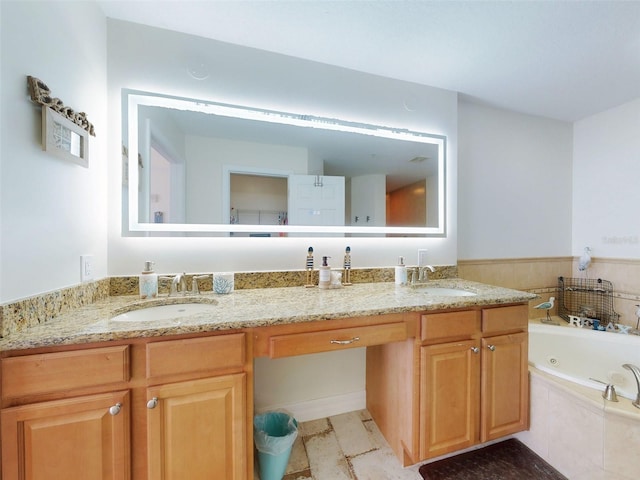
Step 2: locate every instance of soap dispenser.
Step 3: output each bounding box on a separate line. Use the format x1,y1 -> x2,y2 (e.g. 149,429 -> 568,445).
395,256 -> 407,286
139,261 -> 158,299
318,256 -> 331,289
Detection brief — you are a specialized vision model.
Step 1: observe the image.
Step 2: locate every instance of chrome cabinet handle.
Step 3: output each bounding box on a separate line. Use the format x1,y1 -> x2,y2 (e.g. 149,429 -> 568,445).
109,403 -> 122,416
330,337 -> 360,345
487,344 -> 496,351
147,397 -> 158,409
470,346 -> 479,354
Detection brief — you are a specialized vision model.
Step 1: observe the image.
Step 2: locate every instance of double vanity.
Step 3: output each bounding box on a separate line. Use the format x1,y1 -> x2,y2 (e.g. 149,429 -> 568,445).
0,279 -> 535,479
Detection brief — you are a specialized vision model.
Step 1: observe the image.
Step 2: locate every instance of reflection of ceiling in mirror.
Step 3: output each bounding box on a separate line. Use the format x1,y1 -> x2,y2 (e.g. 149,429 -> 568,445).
146,106 -> 439,192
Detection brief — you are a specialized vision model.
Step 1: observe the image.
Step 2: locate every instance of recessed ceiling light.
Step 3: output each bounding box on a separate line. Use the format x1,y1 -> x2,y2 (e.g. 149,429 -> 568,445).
403,95 -> 419,112
187,62 -> 210,80
409,156 -> 428,163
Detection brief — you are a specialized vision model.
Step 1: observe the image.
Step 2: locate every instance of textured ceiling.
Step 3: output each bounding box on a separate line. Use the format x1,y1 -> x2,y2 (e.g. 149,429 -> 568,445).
97,0 -> 640,122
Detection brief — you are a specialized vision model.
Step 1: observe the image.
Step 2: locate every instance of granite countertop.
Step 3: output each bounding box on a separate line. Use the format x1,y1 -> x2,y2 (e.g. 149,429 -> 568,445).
0,279 -> 537,351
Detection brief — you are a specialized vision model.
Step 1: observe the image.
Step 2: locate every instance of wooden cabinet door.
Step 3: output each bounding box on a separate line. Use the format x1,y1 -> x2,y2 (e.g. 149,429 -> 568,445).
146,373 -> 246,480
481,332 -> 528,442
1,390 -> 130,480
419,340 -> 480,459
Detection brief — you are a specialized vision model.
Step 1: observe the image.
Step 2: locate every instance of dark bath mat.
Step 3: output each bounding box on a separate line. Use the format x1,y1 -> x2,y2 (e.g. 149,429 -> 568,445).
419,439 -> 567,480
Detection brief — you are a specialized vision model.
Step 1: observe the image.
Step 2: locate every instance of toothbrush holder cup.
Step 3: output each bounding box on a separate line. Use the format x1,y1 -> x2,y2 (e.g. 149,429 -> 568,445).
213,272 -> 234,294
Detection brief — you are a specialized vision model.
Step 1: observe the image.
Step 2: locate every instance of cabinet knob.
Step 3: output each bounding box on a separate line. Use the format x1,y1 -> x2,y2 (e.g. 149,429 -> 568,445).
330,337 -> 360,345
487,344 -> 496,351
470,346 -> 479,354
147,397 -> 158,409
109,403 -> 122,416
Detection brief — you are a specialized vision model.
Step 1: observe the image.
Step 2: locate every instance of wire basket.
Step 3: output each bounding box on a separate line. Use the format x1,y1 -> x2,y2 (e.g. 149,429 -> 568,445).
557,276 -> 619,326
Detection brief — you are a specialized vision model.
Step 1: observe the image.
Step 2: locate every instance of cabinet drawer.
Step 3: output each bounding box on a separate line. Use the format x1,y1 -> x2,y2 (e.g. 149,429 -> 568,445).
146,333 -> 245,379
269,322 -> 407,358
421,310 -> 480,342
482,305 -> 528,333
1,346 -> 130,399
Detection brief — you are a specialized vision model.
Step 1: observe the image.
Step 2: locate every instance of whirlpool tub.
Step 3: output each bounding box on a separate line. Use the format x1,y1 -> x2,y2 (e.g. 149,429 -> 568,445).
516,319 -> 640,479
528,319 -> 640,399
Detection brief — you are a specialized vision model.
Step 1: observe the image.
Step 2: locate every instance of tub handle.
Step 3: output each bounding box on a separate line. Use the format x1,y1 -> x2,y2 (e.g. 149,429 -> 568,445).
470,346 -> 479,354
487,344 -> 496,352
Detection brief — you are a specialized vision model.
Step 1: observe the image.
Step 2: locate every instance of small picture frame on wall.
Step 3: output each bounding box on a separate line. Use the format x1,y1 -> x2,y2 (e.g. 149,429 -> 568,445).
42,107 -> 89,167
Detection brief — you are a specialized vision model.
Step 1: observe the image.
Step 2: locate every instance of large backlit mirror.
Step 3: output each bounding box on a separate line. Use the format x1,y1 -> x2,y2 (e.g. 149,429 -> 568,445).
124,90 -> 446,236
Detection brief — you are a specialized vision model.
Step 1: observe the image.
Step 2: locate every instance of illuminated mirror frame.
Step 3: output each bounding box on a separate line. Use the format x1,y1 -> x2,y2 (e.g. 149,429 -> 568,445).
126,91 -> 446,236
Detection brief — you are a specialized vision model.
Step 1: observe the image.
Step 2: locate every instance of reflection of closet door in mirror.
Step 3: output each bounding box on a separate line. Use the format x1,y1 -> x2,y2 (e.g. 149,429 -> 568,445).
288,175 -> 345,226
350,174 -> 386,227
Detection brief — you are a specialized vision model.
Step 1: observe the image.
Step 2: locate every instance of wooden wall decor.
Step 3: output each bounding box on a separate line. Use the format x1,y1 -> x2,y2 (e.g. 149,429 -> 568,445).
42,106 -> 90,167
27,75 -> 96,136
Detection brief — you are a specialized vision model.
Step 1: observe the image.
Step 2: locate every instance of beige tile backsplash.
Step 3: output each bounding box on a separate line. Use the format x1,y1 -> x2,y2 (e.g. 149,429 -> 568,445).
459,256 -> 640,327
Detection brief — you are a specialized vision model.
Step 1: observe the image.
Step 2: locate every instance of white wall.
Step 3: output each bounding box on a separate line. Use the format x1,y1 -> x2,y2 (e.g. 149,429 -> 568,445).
573,99 -> 640,259
106,20 -> 458,276
0,1 -> 108,302
458,101 -> 573,259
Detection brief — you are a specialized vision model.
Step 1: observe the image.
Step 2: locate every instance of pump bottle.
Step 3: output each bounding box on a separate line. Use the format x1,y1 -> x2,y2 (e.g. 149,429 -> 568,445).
318,256 -> 331,289
139,261 -> 158,299
395,256 -> 408,286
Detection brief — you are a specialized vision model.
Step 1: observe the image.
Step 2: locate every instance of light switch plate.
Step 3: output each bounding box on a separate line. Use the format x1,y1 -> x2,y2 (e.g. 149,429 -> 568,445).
418,249 -> 428,267
80,255 -> 94,282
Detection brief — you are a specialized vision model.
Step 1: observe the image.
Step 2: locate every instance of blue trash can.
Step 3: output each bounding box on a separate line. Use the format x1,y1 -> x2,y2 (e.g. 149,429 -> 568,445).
254,411 -> 298,480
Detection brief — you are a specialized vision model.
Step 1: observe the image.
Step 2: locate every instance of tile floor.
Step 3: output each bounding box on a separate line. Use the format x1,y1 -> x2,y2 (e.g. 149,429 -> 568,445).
256,409 -> 423,480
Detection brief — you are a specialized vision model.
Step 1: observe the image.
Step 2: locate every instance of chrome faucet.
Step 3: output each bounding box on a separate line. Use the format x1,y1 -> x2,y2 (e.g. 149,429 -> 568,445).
162,273 -> 187,296
410,265 -> 435,285
418,265 -> 435,282
622,363 -> 640,409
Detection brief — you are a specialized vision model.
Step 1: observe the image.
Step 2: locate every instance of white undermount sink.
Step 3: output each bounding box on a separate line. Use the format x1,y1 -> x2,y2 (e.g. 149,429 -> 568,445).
411,286 -> 477,297
110,300 -> 218,322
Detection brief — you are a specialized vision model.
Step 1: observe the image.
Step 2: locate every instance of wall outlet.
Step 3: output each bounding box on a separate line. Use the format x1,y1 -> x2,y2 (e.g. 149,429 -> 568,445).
418,249 -> 428,267
80,255 -> 94,282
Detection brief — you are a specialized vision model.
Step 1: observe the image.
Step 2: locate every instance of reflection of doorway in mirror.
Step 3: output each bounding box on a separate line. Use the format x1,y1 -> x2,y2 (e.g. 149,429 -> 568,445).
386,179 -> 427,226
230,174 -> 288,227
149,145 -> 171,223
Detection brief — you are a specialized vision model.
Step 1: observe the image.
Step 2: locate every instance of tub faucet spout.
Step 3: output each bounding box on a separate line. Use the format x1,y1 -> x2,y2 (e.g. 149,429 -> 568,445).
622,364 -> 640,409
